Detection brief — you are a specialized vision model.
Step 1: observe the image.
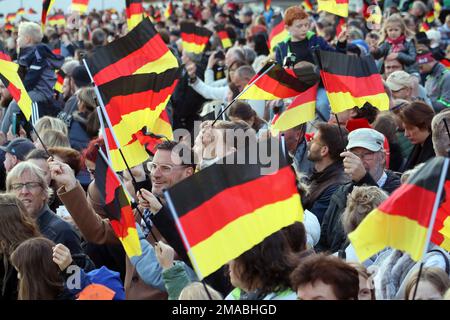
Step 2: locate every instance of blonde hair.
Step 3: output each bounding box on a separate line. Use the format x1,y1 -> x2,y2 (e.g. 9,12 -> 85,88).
342,186 -> 388,234
18,22 -> 43,44
404,267 -> 450,300
379,14 -> 414,44
40,129 -> 71,148
34,116 -> 68,136
178,282 -> 223,300
6,161 -> 53,202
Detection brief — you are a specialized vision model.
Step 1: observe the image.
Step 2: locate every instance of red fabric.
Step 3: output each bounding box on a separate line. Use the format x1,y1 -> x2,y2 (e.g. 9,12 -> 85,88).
386,35 -> 406,53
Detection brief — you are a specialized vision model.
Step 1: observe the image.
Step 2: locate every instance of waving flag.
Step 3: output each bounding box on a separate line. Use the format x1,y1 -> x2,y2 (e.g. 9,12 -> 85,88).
165,142 -> 303,278
318,0 -> 349,17
269,14 -> 288,52
264,0 -> 272,11
349,157 -> 450,262
271,84 -> 318,134
6,13 -> 16,23
86,18 -> 180,171
164,1 -> 173,19
126,0 -> 144,31
215,25 -> 232,49
180,22 -> 212,54
318,50 -> 389,113
17,8 -> 26,15
94,150 -> 142,258
72,0 -> 90,13
0,60 -> 32,120
42,0 -> 56,29
238,61 -> 313,100
49,14 -> 65,26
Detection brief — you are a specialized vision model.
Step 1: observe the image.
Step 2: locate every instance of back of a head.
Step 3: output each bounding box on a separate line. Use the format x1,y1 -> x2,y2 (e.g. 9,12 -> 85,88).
10,237 -> 62,300
18,21 -> 43,45
91,28 -> 107,46
229,101 -> 256,122
431,109 -> 450,156
178,282 -> 223,300
293,61 -> 320,87
342,186 -> 388,234
48,147 -> 82,175
41,129 -> 71,148
372,112 -> 398,142
236,65 -> 255,82
35,116 -> 68,136
0,193 -> 40,257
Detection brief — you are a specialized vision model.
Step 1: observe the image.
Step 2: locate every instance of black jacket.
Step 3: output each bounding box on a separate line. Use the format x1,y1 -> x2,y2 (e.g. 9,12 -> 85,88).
402,134 -> 435,172
37,205 -> 83,255
316,170 -> 401,253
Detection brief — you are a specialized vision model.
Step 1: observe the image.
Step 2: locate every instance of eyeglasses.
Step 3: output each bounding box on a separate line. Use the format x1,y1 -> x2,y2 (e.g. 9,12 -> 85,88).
147,162 -> 186,175
10,182 -> 42,192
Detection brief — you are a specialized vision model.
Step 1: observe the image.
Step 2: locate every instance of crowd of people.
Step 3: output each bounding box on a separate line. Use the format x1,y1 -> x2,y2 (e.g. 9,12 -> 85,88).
0,0 -> 450,300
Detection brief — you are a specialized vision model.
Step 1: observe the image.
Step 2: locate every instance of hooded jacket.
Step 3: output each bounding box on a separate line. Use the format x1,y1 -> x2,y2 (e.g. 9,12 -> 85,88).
18,43 -> 64,99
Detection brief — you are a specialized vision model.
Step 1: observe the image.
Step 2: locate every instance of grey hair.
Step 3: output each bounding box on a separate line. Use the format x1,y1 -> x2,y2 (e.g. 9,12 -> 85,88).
431,110 -> 450,157
6,161 -> 53,201
184,52 -> 203,65
18,22 -> 43,44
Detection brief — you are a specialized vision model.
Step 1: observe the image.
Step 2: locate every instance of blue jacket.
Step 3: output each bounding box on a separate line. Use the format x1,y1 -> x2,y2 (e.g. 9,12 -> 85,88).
18,43 -> 64,99
274,32 -> 346,66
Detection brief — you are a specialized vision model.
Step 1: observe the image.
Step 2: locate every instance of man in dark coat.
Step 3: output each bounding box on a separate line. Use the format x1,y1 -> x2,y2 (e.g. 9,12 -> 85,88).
316,128 -> 401,254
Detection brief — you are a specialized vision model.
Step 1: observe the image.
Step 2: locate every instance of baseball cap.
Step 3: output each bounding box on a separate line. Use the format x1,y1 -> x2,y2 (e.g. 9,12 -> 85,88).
71,65 -> 91,88
0,138 -> 36,161
386,71 -> 412,91
346,128 -> 385,152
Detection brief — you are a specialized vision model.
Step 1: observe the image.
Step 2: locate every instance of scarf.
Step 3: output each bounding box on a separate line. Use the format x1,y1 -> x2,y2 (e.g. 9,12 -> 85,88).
387,35 -> 406,53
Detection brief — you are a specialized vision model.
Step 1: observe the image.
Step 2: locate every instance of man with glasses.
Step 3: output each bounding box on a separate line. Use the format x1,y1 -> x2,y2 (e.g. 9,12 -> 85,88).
6,161 -> 82,255
316,128 -> 401,254
302,123 -> 350,224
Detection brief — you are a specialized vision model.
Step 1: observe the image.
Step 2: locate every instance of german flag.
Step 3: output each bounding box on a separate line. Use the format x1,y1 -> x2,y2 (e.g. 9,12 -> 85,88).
271,84 -> 318,135
28,8 -> 37,15
269,14 -> 289,52
0,60 -> 32,121
165,144 -> 303,278
440,58 -> 450,69
54,69 -> 65,93
6,13 -> 16,23
86,18 -> 180,171
238,61 -> 313,100
97,69 -> 180,154
0,42 -> 11,62
133,110 -> 173,155
318,50 -> 389,113
264,0 -> 272,11
4,23 -> 14,32
42,0 -> 56,29
49,14 -> 65,26
164,0 -> 173,19
180,22 -> 212,54
318,0 -> 349,17
94,149 -> 142,258
85,18 -> 179,86
126,0 -> 144,31
335,17 -> 346,38
17,8 -> 25,15
72,0 -> 89,13
215,25 -> 232,49
349,157 -> 450,262
303,0 -> 313,12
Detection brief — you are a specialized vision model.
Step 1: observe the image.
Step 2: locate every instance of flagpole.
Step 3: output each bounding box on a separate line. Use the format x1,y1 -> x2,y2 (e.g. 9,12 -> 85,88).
97,147 -> 158,242
96,106 -> 113,162
163,190 -> 203,280
83,58 -> 147,198
163,189 -> 213,300
413,157 -> 450,300
212,62 -> 276,126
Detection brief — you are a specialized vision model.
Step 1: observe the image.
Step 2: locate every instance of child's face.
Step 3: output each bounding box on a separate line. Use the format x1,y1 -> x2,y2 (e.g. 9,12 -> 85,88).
366,35 -> 378,47
386,23 -> 402,40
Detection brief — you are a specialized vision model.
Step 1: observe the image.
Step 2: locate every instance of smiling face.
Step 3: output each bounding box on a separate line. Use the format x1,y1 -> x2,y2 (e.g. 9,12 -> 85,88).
149,149 -> 193,198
